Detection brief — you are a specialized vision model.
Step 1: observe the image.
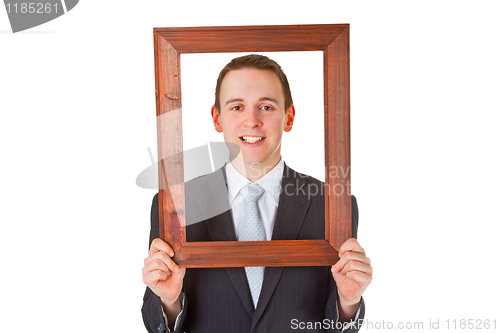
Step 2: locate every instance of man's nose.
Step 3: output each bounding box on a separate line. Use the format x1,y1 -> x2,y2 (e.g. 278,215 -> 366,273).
244,108 -> 262,127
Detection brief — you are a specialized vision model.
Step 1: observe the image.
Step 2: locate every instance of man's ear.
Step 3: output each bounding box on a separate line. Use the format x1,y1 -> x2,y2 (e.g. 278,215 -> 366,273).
211,105 -> 223,133
284,104 -> 295,132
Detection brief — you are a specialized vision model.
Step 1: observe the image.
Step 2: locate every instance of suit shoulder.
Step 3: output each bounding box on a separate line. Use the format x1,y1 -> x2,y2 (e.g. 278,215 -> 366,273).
184,168 -> 225,200
284,165 -> 324,186
184,171 -> 213,189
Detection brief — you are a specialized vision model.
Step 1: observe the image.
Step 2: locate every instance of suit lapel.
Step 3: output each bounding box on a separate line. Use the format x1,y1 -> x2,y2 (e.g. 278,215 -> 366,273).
270,164 -> 310,241
250,164 -> 311,330
196,167 -> 232,236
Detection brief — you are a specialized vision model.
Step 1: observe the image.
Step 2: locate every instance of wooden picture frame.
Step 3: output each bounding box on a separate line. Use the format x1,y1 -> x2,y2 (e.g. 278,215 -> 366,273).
154,24 -> 351,268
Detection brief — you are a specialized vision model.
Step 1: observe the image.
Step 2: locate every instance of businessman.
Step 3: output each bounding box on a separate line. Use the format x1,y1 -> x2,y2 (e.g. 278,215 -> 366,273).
142,54 -> 372,332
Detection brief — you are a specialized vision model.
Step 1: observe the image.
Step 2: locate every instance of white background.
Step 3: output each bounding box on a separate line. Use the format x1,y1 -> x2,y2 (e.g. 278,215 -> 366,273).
182,51 -> 326,180
1,1 -> 499,332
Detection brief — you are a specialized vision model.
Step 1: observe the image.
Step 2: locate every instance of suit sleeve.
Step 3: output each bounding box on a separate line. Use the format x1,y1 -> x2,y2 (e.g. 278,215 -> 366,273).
324,195 -> 365,333
141,194 -> 188,333
351,195 -> 359,239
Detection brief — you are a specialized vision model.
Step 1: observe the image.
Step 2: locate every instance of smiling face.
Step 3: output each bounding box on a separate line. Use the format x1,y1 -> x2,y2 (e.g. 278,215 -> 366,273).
212,68 -> 295,179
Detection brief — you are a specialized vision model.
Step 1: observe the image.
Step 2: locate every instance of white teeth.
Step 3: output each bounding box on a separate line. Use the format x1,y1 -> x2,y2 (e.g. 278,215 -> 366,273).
242,136 -> 263,143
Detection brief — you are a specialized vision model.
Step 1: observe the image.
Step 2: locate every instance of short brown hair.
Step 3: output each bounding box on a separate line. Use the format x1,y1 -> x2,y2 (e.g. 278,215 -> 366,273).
214,54 -> 293,113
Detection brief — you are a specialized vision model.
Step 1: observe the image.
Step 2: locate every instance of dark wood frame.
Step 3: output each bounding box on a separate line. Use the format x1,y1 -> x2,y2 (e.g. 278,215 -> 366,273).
154,24 -> 351,268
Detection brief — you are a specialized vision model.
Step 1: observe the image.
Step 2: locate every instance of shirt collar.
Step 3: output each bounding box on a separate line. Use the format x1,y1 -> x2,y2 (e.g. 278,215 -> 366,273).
225,158 -> 284,206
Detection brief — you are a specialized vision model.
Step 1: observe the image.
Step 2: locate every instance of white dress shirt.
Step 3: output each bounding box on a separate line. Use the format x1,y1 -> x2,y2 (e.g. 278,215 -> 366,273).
225,159 -> 284,241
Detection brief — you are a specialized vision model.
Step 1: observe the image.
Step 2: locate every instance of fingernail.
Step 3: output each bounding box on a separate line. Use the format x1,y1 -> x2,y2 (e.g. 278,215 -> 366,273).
169,251 -> 174,257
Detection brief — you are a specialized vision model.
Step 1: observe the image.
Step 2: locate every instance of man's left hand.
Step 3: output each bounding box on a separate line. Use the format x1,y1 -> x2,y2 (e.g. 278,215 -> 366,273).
331,238 -> 372,320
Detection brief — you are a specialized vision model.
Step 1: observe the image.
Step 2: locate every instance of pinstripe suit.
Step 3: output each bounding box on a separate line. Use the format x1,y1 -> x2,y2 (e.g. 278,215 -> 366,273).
142,164 -> 365,333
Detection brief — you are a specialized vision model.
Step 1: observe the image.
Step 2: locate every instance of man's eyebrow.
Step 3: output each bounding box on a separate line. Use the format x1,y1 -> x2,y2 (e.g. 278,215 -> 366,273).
258,97 -> 279,104
224,97 -> 280,105
225,98 -> 243,105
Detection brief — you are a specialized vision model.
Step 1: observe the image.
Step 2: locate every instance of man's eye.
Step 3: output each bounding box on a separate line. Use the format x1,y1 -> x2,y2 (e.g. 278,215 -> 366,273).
231,106 -> 242,111
261,105 -> 273,111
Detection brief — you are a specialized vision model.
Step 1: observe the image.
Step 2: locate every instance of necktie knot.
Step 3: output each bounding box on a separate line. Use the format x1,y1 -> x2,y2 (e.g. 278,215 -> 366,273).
245,183 -> 264,204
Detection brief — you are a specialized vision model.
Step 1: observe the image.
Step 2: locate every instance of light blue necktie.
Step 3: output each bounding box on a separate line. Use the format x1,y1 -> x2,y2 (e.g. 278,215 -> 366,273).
238,183 -> 265,308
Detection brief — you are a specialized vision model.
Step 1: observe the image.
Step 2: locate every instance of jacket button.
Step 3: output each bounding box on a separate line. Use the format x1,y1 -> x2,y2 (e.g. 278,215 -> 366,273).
157,322 -> 163,333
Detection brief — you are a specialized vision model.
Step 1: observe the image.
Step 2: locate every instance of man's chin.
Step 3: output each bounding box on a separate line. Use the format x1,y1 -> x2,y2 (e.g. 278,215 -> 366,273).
241,158 -> 265,166
233,155 -> 266,167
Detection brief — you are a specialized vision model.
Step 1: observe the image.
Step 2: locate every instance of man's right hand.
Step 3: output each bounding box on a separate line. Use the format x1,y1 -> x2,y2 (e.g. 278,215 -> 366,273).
142,238 -> 186,319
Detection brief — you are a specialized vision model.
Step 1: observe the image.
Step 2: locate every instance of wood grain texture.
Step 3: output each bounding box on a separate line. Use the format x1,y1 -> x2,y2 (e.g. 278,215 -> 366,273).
155,24 -> 348,53
324,26 -> 352,250
173,240 -> 339,268
153,24 -> 351,267
155,31 -> 185,252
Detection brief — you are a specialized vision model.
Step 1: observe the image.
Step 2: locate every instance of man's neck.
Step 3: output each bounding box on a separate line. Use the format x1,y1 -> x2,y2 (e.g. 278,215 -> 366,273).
230,156 -> 281,182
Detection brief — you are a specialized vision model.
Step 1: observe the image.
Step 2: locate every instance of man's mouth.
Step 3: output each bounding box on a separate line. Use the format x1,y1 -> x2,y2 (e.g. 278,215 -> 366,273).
240,136 -> 264,143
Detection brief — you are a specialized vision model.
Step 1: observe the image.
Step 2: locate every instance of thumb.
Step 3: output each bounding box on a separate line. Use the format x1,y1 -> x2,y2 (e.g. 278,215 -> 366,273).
170,267 -> 186,284
331,264 -> 346,283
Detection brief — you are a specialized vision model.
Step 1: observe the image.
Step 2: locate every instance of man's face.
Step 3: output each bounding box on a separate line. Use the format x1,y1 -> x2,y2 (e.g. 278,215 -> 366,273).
212,68 -> 295,168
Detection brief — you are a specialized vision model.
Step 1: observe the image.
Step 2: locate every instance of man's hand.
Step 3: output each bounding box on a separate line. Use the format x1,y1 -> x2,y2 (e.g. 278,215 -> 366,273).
142,238 -> 186,325
331,238 -> 372,322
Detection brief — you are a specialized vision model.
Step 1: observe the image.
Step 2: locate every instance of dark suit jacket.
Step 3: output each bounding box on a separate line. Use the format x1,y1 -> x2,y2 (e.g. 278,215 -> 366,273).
142,164 -> 365,333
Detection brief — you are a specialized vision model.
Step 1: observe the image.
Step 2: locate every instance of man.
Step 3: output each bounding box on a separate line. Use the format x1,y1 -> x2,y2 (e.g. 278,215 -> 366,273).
142,55 -> 372,332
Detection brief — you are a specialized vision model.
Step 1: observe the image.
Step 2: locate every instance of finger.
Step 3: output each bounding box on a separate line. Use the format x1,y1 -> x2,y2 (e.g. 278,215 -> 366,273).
149,238 -> 174,257
144,250 -> 171,266
333,252 -> 371,272
345,271 -> 373,285
339,260 -> 373,276
338,238 -> 365,257
338,251 -> 371,266
144,253 -> 181,274
142,258 -> 168,277
143,269 -> 170,287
